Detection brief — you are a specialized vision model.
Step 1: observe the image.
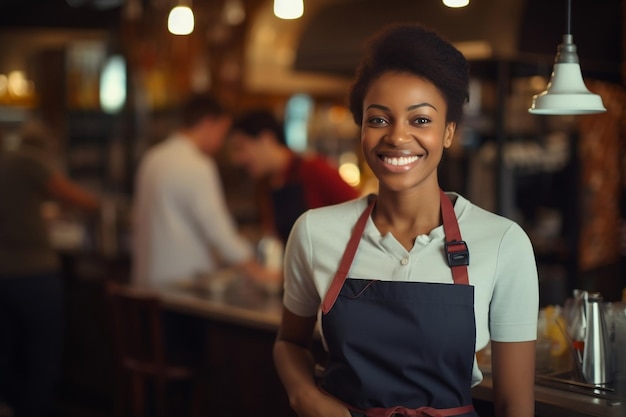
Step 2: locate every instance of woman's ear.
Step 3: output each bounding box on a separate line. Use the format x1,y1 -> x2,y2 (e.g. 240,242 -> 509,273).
443,122 -> 456,148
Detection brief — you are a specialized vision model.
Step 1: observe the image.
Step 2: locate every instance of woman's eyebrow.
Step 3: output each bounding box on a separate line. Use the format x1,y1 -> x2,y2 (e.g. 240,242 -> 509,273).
365,103 -> 438,112
408,102 -> 438,112
365,104 -> 389,112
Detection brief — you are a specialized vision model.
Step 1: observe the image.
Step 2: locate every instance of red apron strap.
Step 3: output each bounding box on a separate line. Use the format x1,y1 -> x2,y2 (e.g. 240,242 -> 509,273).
322,191 -> 469,313
440,190 -> 469,285
321,197 -> 376,314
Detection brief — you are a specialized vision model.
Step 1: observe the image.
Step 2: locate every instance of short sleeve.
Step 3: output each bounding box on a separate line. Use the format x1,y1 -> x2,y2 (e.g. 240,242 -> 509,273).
282,212 -> 322,317
489,223 -> 539,342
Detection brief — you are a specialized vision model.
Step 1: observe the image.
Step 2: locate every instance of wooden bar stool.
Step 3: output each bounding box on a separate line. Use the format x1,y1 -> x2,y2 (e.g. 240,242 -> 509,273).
104,281 -> 201,417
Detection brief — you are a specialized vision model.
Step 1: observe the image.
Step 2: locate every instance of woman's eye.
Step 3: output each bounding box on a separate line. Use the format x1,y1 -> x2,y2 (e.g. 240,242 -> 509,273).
414,117 -> 431,125
367,117 -> 388,125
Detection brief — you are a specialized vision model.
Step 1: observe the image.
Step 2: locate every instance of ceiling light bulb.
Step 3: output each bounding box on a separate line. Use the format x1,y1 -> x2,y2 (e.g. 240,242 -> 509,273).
274,0 -> 303,20
168,5 -> 194,35
442,0 -> 470,8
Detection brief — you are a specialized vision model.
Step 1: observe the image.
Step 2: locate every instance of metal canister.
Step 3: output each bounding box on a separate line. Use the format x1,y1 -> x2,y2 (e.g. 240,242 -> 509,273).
582,292 -> 612,385
257,235 -> 284,272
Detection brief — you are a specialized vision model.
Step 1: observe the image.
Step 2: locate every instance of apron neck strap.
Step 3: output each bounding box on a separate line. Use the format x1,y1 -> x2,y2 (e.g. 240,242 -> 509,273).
321,191 -> 469,314
440,189 -> 469,286
322,195 -> 375,314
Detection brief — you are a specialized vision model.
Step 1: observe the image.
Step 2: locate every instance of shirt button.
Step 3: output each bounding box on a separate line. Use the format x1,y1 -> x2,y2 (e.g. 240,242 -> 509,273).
400,257 -> 409,266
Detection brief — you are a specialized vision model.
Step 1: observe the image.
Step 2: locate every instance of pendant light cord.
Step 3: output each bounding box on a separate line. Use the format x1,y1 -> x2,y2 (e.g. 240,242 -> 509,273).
566,0 -> 572,34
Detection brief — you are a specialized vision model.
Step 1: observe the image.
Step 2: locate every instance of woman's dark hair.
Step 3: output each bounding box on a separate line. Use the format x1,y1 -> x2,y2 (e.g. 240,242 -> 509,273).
231,109 -> 286,146
348,23 -> 470,126
180,92 -> 228,128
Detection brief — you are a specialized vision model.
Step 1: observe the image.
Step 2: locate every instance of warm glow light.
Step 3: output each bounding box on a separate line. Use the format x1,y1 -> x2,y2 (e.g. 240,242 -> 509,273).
339,163 -> 361,187
274,0 -> 303,19
168,5 -> 194,35
0,74 -> 7,96
339,152 -> 361,187
8,71 -> 29,97
442,0 -> 469,7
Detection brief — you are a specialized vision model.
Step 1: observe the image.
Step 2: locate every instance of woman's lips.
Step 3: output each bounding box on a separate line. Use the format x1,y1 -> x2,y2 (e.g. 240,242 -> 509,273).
376,153 -> 423,172
381,155 -> 420,166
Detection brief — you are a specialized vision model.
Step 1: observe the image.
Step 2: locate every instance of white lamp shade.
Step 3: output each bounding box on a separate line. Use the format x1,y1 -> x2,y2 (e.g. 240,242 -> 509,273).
168,6 -> 194,35
529,62 -> 606,115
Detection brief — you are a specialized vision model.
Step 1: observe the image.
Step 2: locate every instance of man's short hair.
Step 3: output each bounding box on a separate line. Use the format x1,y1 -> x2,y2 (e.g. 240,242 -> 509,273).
180,93 -> 228,128
230,109 -> 286,145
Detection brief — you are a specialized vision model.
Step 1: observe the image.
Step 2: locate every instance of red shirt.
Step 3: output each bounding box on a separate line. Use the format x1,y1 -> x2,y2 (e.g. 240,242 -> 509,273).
258,152 -> 359,240
293,154 -> 359,209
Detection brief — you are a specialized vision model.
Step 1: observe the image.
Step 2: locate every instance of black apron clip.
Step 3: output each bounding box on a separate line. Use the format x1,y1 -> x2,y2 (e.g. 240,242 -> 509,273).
445,240 -> 470,267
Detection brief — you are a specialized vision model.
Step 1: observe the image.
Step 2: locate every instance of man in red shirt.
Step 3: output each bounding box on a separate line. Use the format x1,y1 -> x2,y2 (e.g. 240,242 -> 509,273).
229,109 -> 359,244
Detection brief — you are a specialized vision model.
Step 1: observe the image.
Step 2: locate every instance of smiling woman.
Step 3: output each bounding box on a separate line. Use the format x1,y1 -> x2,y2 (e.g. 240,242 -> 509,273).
273,23 -> 539,417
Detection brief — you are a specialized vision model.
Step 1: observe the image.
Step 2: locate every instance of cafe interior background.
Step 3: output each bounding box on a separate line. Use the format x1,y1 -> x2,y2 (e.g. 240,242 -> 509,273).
0,0 -> 625,416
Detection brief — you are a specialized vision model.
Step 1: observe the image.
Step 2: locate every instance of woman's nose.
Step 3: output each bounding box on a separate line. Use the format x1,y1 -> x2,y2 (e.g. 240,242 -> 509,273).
384,123 -> 411,146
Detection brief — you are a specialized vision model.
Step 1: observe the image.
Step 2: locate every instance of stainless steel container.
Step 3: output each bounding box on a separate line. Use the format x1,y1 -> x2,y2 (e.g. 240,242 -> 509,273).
582,292 -> 612,385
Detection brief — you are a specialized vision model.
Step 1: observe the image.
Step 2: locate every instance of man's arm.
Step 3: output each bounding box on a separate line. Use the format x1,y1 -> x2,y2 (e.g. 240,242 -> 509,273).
46,172 -> 100,212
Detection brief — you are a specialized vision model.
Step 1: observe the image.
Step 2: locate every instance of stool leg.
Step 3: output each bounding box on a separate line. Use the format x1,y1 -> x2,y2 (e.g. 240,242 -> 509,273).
130,374 -> 145,417
155,378 -> 166,417
113,369 -> 127,417
191,376 -> 204,417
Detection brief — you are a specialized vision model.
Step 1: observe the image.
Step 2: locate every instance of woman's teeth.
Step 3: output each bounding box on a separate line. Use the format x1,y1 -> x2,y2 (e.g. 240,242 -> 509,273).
382,155 -> 419,166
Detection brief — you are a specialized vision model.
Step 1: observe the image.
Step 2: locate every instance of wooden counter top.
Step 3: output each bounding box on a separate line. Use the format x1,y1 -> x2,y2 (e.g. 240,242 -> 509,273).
153,275 -> 625,417
155,275 -> 284,332
473,375 -> 625,417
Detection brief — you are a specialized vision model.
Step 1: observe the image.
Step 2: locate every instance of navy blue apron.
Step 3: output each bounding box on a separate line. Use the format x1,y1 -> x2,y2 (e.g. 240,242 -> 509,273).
271,157 -> 308,244
320,190 -> 477,417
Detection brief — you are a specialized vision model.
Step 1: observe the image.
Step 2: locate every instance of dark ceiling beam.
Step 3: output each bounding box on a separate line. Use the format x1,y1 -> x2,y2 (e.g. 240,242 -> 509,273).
293,0 -> 622,82
0,0 -> 121,30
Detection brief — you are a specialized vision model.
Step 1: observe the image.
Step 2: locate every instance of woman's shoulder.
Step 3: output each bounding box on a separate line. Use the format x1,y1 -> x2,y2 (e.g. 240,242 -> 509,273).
453,193 -> 530,239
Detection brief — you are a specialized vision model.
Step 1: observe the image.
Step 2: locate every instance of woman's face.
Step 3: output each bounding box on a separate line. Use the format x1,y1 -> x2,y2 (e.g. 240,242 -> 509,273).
361,71 -> 456,194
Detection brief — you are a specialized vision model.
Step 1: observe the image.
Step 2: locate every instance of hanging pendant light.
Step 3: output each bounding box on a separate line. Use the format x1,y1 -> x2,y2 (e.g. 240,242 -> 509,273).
168,1 -> 194,35
442,0 -> 469,8
528,0 -> 606,115
274,0 -> 303,20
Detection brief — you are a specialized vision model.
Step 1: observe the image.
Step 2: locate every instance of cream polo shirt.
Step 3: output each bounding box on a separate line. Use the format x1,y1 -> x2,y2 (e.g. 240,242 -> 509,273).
131,134 -> 252,288
283,193 -> 539,386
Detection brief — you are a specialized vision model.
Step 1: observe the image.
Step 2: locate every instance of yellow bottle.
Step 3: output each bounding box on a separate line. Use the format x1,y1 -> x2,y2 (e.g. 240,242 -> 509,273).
544,305 -> 568,358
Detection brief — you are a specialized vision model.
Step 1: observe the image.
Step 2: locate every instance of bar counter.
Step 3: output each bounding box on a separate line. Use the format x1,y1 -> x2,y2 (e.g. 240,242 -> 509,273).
157,275 -> 284,332
155,275 -> 626,417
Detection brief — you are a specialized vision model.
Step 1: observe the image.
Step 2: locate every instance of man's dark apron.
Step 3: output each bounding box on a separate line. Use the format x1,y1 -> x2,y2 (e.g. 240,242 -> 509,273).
271,157 -> 308,244
320,190 -> 478,417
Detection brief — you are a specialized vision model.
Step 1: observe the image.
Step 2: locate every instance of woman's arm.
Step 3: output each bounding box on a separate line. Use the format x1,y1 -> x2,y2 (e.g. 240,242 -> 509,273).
273,307 -> 350,417
491,340 -> 536,417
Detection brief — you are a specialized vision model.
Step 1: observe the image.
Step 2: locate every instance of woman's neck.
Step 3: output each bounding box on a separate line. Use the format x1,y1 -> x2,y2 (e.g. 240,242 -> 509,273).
373,185 -> 442,248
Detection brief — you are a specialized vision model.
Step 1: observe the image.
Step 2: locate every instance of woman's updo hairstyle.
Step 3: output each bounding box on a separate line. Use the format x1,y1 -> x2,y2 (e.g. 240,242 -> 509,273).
348,23 -> 470,126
